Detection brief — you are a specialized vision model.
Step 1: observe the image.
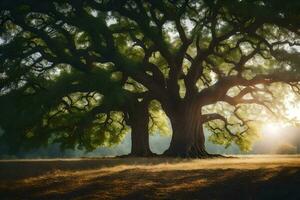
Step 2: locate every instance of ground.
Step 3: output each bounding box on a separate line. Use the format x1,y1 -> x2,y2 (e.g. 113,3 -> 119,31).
0,155 -> 300,200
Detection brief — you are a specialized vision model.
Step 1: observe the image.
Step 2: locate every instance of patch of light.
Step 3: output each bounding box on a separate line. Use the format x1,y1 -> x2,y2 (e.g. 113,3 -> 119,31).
292,45 -> 300,53
262,122 -> 286,138
210,70 -> 218,85
284,92 -> 300,121
181,18 -> 195,33
286,102 -> 300,120
283,63 -> 291,71
90,9 -> 98,17
282,43 -> 300,53
162,22 -> 179,42
0,37 -> 4,45
106,12 -> 118,26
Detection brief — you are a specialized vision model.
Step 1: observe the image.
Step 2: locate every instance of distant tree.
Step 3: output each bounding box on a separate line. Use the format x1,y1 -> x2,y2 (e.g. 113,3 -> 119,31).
0,0 -> 299,157
276,143 -> 297,154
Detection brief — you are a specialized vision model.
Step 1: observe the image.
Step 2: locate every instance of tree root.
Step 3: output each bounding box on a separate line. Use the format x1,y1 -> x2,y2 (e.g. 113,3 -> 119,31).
117,151 -> 158,158
162,145 -> 233,159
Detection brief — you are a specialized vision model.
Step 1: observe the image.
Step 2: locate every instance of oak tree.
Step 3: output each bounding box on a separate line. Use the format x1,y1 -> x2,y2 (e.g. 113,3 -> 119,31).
1,0 -> 299,157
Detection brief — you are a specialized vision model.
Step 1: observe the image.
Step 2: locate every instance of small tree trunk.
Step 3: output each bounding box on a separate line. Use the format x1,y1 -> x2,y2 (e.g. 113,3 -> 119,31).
129,100 -> 153,157
164,101 -> 209,158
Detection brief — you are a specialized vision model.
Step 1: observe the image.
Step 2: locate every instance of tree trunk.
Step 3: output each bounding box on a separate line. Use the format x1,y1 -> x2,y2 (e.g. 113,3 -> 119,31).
164,101 -> 209,158
129,100 -> 153,157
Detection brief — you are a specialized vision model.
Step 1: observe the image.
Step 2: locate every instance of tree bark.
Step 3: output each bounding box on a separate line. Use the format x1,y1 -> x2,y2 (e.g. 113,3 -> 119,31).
128,100 -> 153,157
163,101 -> 209,158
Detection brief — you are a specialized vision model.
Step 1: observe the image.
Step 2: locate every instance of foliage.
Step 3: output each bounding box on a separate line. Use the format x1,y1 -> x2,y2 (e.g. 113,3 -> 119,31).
149,100 -> 171,136
0,0 -> 299,153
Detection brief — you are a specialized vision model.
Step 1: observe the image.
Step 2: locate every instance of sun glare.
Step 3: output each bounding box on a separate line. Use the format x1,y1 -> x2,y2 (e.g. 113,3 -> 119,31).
262,123 -> 286,138
286,104 -> 300,120
260,93 -> 300,138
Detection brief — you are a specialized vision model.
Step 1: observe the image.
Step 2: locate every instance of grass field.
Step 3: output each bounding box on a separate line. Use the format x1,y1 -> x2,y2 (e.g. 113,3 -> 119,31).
1,155 -> 300,200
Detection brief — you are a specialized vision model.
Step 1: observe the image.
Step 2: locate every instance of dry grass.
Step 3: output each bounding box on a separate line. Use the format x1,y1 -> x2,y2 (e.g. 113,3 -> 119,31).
1,155 -> 300,200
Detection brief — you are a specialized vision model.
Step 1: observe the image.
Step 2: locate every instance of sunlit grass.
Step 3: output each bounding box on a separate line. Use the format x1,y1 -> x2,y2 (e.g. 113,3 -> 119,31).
1,155 -> 300,199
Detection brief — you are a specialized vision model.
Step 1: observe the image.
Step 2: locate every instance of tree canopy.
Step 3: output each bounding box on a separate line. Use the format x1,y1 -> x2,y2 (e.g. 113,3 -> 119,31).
0,0 -> 299,157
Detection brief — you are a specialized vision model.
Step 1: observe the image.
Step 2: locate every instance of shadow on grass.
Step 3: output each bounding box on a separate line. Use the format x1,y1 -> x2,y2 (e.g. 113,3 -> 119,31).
0,157 -> 195,180
1,164 -> 300,200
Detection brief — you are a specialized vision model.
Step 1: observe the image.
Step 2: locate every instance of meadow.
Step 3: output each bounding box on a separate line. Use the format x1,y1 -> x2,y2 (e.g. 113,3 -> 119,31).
1,155 -> 300,200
